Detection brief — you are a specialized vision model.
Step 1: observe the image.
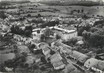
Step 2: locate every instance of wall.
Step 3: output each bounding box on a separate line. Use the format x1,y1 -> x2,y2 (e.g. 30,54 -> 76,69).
62,31 -> 77,41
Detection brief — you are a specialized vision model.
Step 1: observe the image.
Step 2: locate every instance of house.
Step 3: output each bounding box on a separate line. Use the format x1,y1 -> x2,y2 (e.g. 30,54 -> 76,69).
0,24 -> 9,32
5,67 -> 13,72
76,40 -> 84,45
25,55 -> 36,67
52,41 -> 72,54
38,42 -> 51,59
42,46 -> 51,59
71,51 -> 88,64
38,42 -> 49,50
98,61 -> 104,71
63,63 -> 78,73
17,45 -> 30,54
50,53 -> 65,70
52,61 -> 65,70
84,58 -> 104,71
84,58 -> 99,69
53,41 -> 72,48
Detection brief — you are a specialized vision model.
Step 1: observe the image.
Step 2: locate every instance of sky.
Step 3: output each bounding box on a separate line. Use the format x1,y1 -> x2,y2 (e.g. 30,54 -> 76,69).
30,0 -> 104,2
29,0 -> 104,2
0,0 -> 104,2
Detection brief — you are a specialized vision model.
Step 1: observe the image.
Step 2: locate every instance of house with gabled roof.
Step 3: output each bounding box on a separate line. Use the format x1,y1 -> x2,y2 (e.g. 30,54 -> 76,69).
50,53 -> 65,70
71,51 -> 88,65
38,42 -> 51,59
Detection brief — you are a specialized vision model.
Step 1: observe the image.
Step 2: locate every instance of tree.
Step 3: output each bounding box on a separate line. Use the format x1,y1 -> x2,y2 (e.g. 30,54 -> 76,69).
55,34 -> 61,39
77,23 -> 91,36
0,11 -> 7,19
82,30 -> 91,41
4,60 -> 14,68
24,63 -> 29,68
33,65 -> 39,70
40,34 -> 46,42
90,27 -> 99,32
37,30 -> 40,33
0,64 -> 6,72
81,9 -> 84,13
40,27 -> 53,41
25,26 -> 32,32
82,14 -> 89,19
41,56 -> 47,64
62,37 -> 78,46
24,30 -> 32,37
27,14 -> 31,17
83,28 -> 104,47
40,66 -> 46,71
69,38 -> 78,45
89,32 -> 104,47
40,21 -> 59,28
34,49 -> 42,54
50,50 -> 55,55
37,14 -> 41,17
30,44 -> 36,49
44,27 -> 53,38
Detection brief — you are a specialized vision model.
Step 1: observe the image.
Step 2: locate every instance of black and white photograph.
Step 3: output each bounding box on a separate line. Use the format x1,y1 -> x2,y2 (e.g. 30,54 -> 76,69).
0,0 -> 104,73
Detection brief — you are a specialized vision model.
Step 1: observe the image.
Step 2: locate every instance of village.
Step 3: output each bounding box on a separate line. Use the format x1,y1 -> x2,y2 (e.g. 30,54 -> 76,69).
0,1 -> 104,73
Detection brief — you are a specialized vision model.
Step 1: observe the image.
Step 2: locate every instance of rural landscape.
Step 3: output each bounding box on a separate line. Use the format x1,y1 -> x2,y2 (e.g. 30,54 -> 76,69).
0,0 -> 104,73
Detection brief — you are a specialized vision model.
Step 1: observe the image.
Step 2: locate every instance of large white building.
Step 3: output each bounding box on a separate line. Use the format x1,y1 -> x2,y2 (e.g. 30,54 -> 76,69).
51,26 -> 77,41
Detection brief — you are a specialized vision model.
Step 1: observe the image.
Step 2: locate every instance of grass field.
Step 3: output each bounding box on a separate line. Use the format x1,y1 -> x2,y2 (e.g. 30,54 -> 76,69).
24,4 -> 104,17
41,5 -> 104,16
5,2 -> 104,17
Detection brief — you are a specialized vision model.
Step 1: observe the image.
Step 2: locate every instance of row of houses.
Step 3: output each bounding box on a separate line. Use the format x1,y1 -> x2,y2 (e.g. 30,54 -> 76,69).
50,41 -> 104,72
84,58 -> 104,72
38,42 -> 66,70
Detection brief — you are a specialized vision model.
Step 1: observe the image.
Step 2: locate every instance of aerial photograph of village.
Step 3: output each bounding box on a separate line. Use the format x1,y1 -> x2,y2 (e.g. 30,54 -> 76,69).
0,0 -> 104,73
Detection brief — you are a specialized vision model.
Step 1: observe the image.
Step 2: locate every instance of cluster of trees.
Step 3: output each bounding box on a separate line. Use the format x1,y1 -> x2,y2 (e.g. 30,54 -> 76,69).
9,16 -> 26,22
3,52 -> 27,72
82,20 -> 104,48
27,14 -> 42,18
77,23 -> 92,36
83,28 -> 104,47
0,2 -> 10,9
31,18 -> 44,24
39,20 -> 59,28
62,37 -> 78,46
0,11 -> 7,19
40,27 -> 54,42
11,25 -> 32,37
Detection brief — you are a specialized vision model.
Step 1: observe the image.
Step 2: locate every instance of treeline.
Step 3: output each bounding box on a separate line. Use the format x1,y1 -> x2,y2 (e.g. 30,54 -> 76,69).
40,1 -> 103,6
77,19 -> 104,48
10,25 -> 32,37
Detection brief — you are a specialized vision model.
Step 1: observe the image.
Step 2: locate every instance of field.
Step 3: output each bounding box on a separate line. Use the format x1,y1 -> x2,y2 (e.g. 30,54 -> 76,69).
23,4 -> 104,17
5,3 -> 104,18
